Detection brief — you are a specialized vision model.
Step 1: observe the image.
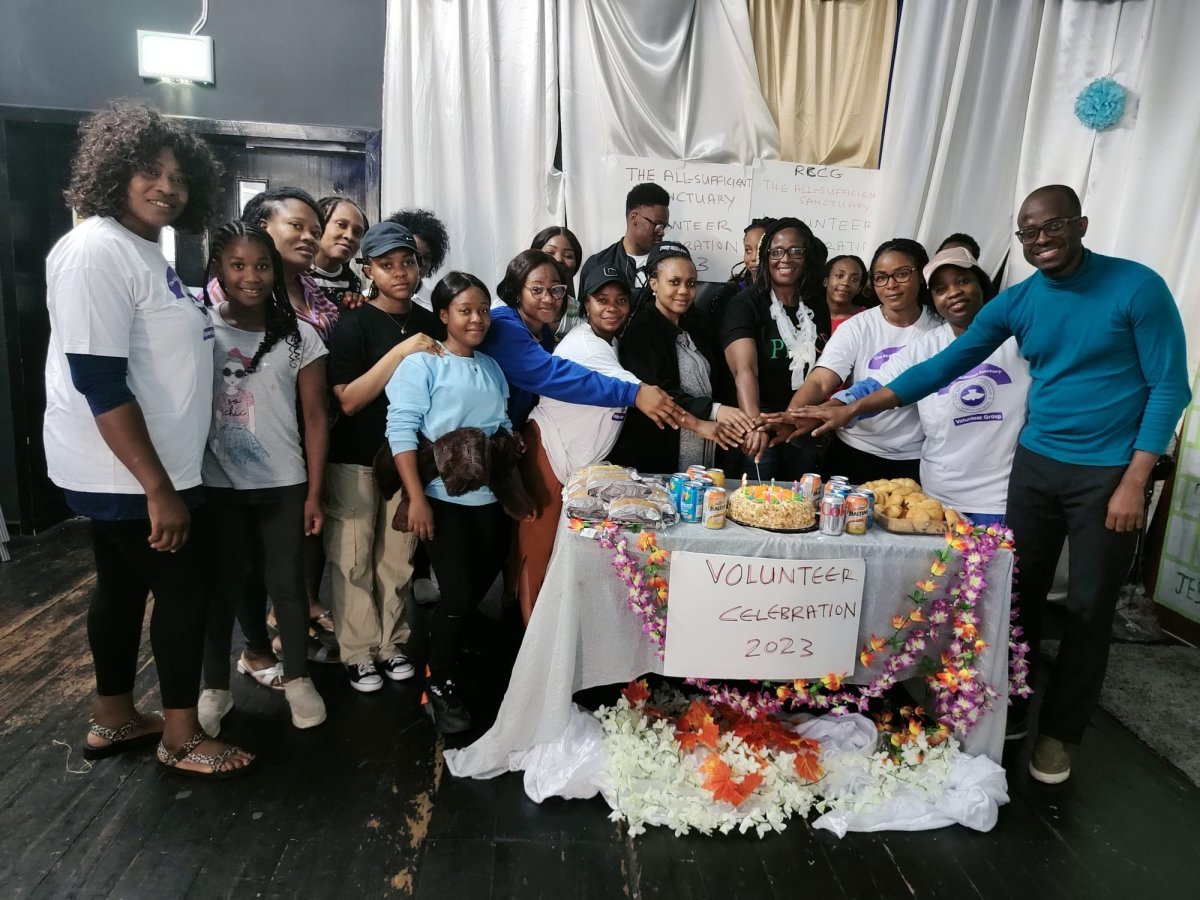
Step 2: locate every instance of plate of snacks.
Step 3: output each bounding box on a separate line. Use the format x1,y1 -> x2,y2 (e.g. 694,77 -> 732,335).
859,478 -> 962,535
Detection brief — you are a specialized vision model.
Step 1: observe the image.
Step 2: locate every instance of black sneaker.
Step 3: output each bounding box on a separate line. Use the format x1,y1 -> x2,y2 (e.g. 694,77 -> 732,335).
379,653 -> 415,681
346,661 -> 384,693
422,680 -> 472,733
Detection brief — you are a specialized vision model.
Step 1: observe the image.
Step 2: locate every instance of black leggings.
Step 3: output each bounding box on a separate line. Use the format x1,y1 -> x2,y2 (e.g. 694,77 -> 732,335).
825,437 -> 921,484
202,484 -> 310,688
88,506 -> 211,709
423,499 -> 510,682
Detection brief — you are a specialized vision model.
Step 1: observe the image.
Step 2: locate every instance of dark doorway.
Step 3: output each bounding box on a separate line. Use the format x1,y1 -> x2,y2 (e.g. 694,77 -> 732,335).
0,106 -> 379,533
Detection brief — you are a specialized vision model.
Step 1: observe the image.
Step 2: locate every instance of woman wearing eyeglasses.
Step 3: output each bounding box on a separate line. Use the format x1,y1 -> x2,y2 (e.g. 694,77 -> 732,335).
482,250 -> 684,432
766,238 -> 940,484
719,217 -> 832,480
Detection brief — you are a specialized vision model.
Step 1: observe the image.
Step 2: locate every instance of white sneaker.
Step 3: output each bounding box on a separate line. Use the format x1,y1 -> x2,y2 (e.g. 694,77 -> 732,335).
283,678 -> 327,729
198,688 -> 233,737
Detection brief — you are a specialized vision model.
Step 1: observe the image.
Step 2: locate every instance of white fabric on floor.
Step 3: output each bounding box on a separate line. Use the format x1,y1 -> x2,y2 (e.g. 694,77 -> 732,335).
867,0 -> 1047,278
381,0 -> 563,285
558,0 -> 780,267
445,518 -> 1013,785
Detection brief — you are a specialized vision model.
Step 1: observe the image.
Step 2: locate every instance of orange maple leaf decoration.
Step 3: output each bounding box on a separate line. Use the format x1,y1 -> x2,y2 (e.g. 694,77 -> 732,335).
674,700 -> 720,751
622,679 -> 650,706
699,755 -> 764,807
793,751 -> 823,783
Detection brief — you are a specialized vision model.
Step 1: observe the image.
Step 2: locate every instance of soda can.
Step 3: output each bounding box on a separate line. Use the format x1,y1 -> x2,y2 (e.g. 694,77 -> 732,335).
799,473 -> 822,501
820,492 -> 847,536
686,465 -> 707,481
858,487 -> 876,524
669,473 -> 689,507
702,486 -> 727,529
679,480 -> 705,523
846,491 -> 871,535
823,480 -> 850,500
705,468 -> 726,488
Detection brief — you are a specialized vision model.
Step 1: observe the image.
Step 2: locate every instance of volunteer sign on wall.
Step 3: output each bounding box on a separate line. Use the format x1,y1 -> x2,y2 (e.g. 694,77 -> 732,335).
663,551 -> 866,680
1154,363 -> 1200,625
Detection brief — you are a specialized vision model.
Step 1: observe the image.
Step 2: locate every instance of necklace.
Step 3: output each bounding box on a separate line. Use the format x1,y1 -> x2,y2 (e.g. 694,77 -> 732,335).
373,300 -> 411,336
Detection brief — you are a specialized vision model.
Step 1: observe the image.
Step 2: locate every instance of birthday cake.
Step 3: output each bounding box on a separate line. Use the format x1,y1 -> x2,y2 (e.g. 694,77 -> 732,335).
727,482 -> 816,531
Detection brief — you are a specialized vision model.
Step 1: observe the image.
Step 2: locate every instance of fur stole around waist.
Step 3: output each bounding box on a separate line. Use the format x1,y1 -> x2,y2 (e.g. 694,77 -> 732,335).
372,427 -> 535,530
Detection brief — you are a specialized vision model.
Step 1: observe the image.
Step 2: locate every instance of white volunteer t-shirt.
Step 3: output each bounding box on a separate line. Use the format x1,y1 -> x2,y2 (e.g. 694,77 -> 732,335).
878,325 -> 1030,515
202,314 -> 328,490
816,306 -> 939,458
528,323 -> 640,484
43,217 -> 215,494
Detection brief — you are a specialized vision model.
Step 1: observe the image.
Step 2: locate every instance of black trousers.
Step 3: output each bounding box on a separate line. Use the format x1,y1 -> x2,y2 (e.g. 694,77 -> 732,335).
88,505 -> 211,709
1006,444 -> 1138,744
825,437 -> 921,484
422,499 -> 510,682
202,484 -> 310,688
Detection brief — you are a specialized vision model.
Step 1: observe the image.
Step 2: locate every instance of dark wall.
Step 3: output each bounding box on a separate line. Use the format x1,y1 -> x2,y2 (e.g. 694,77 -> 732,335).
0,0 -> 386,129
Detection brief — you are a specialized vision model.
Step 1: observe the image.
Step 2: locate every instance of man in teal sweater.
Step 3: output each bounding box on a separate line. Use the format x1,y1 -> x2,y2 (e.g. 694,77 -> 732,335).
793,185 -> 1190,784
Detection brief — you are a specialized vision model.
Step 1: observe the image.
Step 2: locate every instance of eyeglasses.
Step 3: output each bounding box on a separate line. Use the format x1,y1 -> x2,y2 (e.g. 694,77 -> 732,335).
633,211 -> 669,234
871,266 -> 917,287
1014,216 -> 1081,244
221,368 -> 247,379
527,284 -> 569,301
768,246 -> 805,261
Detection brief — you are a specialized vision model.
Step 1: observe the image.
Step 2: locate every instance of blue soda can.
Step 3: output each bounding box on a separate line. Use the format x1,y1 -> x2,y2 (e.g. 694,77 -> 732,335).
680,480 -> 705,523
669,473 -> 689,506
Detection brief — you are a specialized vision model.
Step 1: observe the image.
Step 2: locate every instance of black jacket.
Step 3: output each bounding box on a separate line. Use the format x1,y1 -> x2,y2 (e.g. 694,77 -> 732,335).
578,238 -> 639,294
609,303 -> 727,474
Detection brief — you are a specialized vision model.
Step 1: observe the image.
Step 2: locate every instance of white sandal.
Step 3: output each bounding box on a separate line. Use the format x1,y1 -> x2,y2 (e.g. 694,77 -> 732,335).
236,655 -> 284,690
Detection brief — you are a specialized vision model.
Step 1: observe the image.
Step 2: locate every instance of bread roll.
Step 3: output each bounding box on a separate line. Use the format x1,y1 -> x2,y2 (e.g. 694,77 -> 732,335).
909,509 -> 933,526
944,509 -> 961,525
884,504 -> 903,519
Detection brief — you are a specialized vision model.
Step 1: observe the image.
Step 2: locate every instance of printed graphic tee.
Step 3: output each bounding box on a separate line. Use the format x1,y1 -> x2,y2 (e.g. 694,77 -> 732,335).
43,216 -> 216,493
878,325 -> 1030,514
816,306 -> 940,458
202,313 -> 328,490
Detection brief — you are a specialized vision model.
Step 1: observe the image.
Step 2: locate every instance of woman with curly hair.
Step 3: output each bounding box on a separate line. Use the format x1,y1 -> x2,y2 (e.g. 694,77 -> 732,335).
386,208 -> 449,311
42,102 -> 253,777
197,222 -> 330,733
719,216 -> 832,479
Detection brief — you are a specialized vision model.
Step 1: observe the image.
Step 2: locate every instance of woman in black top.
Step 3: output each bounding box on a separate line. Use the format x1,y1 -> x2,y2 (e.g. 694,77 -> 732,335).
610,243 -> 752,474
719,217 -> 831,479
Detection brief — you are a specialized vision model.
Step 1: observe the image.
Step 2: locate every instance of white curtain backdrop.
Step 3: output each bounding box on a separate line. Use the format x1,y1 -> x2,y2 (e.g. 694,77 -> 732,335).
381,0 -> 563,288
1007,0 -> 1200,371
559,0 -> 780,271
867,0 -> 1046,277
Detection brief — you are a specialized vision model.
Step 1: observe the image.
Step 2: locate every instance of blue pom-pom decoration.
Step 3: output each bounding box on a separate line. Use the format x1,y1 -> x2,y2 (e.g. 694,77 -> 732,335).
1075,77 -> 1127,131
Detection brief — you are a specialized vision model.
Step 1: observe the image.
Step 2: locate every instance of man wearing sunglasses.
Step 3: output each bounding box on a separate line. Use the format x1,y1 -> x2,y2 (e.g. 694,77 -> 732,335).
792,184 -> 1189,786
579,182 -> 670,294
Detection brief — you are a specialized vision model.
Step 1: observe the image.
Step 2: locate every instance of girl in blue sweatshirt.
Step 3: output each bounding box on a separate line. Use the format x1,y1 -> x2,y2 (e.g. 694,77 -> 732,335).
386,273 -> 514,734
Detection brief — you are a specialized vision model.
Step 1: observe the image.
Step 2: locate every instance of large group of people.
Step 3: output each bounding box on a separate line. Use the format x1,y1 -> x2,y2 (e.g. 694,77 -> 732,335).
44,103 -> 1189,787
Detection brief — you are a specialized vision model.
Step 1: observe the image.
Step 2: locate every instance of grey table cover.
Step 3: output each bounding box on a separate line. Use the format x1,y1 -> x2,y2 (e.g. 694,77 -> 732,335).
446,517 -> 1013,780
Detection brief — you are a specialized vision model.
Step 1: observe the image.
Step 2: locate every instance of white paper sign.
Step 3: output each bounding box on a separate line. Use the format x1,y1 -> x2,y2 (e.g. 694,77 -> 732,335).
663,551 -> 866,680
750,160 -> 881,258
604,155 -> 754,281
1155,363 -> 1200,625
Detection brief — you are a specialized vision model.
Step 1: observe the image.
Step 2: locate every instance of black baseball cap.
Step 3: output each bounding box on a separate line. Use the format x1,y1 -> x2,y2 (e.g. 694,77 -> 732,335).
581,264 -> 631,298
645,240 -> 692,271
360,222 -> 419,260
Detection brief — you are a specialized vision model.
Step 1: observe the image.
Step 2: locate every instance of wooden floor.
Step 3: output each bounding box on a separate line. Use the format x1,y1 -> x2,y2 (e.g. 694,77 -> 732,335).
1,520 -> 1196,899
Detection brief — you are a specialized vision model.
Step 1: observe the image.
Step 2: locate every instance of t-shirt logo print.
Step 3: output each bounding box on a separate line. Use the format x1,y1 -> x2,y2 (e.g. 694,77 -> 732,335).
167,265 -> 210,317
868,346 -> 903,370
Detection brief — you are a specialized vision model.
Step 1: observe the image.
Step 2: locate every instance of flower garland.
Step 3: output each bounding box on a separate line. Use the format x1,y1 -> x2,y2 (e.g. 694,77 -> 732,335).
573,518 -> 1031,742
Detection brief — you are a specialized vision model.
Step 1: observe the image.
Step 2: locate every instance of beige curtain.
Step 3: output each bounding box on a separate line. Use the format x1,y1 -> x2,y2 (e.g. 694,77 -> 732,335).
748,0 -> 897,168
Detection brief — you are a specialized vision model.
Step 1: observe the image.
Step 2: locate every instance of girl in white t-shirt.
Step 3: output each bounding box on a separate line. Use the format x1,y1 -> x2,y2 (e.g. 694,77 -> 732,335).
798,248 -> 1031,524
43,103 -> 252,777
767,239 -> 941,484
197,222 -> 331,734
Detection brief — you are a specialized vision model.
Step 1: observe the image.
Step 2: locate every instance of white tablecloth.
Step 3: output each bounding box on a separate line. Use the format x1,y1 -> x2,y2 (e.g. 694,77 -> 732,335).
446,518 -> 1013,780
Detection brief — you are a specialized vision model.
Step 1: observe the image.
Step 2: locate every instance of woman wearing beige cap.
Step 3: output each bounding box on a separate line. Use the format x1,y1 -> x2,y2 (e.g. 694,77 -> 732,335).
791,247 -> 1031,525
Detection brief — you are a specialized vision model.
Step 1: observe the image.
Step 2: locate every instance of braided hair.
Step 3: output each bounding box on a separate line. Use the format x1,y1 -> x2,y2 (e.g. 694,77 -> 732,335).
202,221 -> 302,373
752,217 -> 832,343
316,195 -> 366,296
